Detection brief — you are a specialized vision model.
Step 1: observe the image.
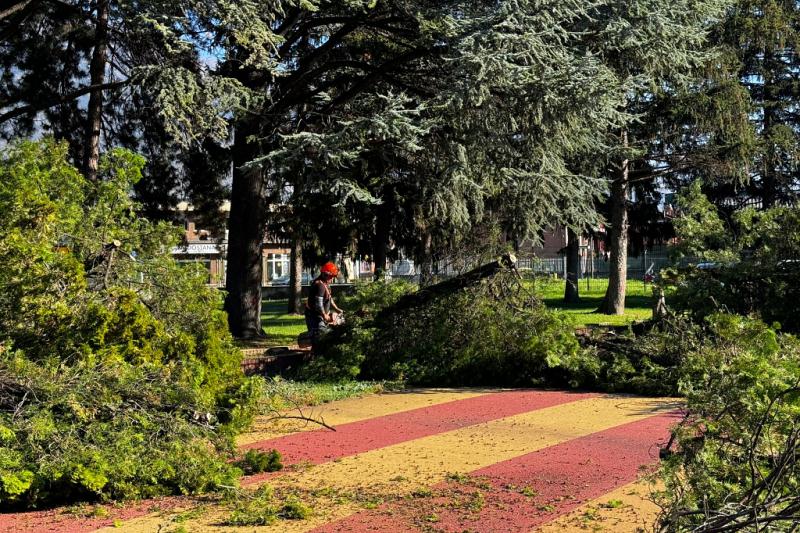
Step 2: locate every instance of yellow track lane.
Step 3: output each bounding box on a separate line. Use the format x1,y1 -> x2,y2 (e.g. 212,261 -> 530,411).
100,395 -> 674,533
533,478 -> 662,532
237,388 -> 491,446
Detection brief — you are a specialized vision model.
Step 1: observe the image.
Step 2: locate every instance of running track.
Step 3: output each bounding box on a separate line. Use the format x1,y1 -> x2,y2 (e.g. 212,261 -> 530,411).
1,389 -> 681,532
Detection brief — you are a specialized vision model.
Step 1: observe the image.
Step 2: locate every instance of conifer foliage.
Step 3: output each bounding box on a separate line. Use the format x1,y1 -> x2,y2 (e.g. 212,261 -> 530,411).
225,0 -> 641,334
586,0 -> 733,315
720,0 -> 800,207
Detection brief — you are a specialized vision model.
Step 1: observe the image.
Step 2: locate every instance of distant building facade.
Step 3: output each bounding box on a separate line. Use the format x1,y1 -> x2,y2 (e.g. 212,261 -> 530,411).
172,202 -> 674,286
172,202 -> 292,287
171,202 -> 365,287
171,203 -> 227,287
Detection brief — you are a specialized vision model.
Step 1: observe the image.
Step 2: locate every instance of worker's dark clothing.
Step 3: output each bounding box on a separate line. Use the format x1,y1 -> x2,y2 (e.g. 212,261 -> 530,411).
304,279 -> 331,344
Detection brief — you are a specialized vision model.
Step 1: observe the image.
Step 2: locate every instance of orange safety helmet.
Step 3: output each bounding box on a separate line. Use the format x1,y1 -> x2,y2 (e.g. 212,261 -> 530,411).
320,262 -> 339,277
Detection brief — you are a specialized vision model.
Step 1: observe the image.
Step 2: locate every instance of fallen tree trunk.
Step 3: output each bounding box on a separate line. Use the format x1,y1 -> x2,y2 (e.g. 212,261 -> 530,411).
374,254 -> 518,324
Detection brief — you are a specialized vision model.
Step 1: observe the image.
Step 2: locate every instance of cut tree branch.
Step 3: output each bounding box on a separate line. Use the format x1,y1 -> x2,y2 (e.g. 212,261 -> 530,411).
374,254 -> 518,324
0,79 -> 129,124
0,0 -> 33,21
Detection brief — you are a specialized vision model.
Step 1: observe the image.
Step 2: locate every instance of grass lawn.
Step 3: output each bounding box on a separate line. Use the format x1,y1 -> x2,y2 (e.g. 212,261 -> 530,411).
535,277 -> 654,327
260,300 -> 307,347
262,279 -> 655,337
263,378 -> 394,410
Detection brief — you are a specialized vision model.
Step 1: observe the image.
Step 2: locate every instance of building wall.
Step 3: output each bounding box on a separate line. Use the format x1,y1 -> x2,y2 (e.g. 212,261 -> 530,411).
173,209 -> 362,287
533,227 -> 569,258
172,215 -> 227,286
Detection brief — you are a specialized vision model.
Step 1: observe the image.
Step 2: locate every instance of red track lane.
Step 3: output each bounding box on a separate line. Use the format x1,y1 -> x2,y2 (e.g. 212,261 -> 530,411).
312,411 -> 680,533
242,390 -> 597,485
0,496 -> 184,533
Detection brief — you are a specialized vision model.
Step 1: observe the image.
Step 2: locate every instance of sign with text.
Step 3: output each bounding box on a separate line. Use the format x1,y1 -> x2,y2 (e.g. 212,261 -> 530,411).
171,242 -> 225,255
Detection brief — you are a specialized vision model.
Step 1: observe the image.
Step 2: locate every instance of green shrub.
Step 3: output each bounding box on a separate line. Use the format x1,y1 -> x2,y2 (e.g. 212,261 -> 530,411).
657,313 -> 800,530
0,139 -> 259,508
236,449 -> 283,475
669,182 -> 800,331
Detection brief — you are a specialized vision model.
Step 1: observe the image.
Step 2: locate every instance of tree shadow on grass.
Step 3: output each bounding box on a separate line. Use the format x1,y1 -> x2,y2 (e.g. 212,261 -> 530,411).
260,299 -> 306,347
543,294 -> 652,313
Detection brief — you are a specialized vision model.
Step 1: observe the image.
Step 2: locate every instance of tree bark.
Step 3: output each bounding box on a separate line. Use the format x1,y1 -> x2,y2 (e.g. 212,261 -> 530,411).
762,92 -> 777,208
0,80 -> 128,126
564,227 -> 580,303
288,235 -> 303,314
375,254 -> 517,324
373,199 -> 391,281
82,0 -> 109,182
224,124 -> 267,339
762,46 -> 777,209
418,232 -> 433,285
653,286 -> 668,319
0,0 -> 32,22
598,133 -> 630,315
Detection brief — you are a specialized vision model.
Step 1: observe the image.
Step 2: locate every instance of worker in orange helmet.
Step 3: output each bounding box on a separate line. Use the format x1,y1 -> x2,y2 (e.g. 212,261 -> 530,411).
304,261 -> 344,347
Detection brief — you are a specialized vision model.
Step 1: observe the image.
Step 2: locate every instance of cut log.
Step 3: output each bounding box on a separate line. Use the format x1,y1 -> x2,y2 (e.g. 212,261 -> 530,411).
374,254 -> 518,323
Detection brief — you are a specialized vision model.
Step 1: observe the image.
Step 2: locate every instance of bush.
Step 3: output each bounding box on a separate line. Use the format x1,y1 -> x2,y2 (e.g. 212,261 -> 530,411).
657,314 -> 800,530
0,140 -> 258,508
235,449 -> 283,475
669,182 -> 800,331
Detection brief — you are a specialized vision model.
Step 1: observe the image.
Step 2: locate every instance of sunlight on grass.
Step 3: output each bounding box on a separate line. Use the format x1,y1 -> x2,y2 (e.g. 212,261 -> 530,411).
260,300 -> 307,347
264,378 -> 393,409
534,277 -> 654,327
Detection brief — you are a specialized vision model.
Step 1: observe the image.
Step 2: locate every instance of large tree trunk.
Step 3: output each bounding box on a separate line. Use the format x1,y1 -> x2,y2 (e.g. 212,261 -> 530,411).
224,124 -> 267,339
82,0 -> 109,182
762,46 -> 777,209
373,200 -> 391,281
598,134 -> 630,315
418,232 -> 434,286
375,254 -> 517,324
564,227 -> 580,303
287,235 -> 303,314
762,91 -> 777,208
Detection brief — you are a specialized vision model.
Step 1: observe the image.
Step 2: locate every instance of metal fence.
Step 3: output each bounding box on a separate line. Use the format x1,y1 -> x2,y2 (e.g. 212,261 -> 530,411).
389,253 -> 692,282
517,254 -> 676,280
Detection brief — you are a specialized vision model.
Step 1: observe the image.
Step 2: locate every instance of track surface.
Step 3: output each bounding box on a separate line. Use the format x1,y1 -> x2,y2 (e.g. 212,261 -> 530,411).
1,389 -> 679,532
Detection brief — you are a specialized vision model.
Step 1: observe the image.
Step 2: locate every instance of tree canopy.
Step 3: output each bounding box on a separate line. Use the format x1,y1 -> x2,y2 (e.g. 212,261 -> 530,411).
4,0 -> 798,330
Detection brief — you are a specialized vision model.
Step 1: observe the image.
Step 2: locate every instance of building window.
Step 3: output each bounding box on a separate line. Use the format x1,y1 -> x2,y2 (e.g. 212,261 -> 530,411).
176,258 -> 212,284
266,253 -> 290,282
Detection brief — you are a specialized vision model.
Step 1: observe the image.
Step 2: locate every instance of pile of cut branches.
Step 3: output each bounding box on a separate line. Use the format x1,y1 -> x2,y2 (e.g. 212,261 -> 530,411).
301,255 -> 590,387
656,314 -> 800,532
0,140 -> 258,508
